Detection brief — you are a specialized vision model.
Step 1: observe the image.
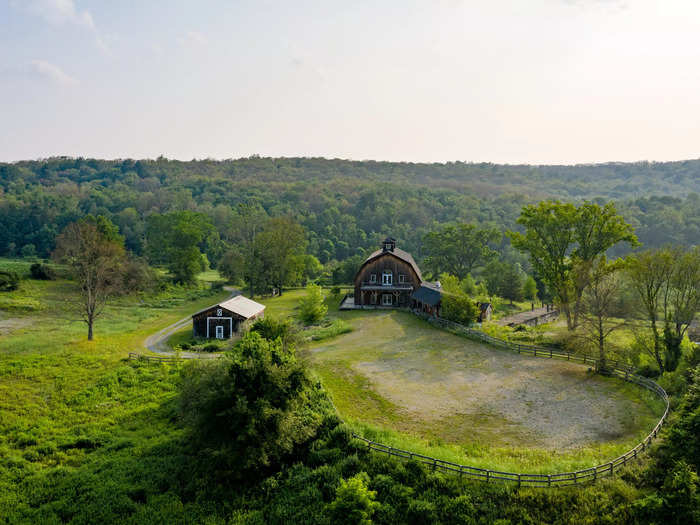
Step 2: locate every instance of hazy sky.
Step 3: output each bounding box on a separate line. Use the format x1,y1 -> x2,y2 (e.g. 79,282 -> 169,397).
2,0 -> 700,164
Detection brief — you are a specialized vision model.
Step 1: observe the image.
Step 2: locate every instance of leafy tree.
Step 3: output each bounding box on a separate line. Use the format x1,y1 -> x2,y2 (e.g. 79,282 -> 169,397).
299,284 -> 327,325
20,244 -> 36,258
326,472 -> 380,525
509,201 -> 637,330
53,216 -> 126,340
577,258 -> 625,371
146,211 -> 214,284
463,273 -> 477,295
484,261 -> 524,304
523,275 -> 538,301
625,248 -> 675,372
665,247 -> 700,364
423,223 -> 500,279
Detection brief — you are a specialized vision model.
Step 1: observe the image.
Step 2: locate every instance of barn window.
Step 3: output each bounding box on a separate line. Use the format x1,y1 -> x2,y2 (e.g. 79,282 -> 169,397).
381,294 -> 393,305
370,273 -> 376,283
399,274 -> 406,283
216,308 -> 223,316
382,270 -> 392,285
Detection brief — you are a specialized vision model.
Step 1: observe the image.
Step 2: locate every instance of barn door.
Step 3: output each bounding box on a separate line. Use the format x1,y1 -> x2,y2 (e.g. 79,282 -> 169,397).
215,325 -> 224,339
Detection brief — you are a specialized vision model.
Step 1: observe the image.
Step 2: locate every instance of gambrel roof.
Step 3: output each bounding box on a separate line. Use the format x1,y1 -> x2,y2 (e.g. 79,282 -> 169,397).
362,247 -> 423,281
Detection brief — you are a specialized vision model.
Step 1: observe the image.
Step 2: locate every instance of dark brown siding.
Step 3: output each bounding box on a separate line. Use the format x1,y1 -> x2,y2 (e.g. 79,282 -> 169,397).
192,305 -> 246,339
353,253 -> 421,307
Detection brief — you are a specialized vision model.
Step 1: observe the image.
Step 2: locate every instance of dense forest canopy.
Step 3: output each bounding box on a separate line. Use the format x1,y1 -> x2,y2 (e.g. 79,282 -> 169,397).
1,156 -> 698,265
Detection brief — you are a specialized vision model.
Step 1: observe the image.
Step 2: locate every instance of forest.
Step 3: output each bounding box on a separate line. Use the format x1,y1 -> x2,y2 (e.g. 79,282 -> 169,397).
0,157 -> 699,268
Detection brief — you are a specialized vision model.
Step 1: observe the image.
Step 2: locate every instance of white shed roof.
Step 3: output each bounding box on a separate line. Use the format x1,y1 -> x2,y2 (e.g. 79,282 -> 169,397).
219,295 -> 265,318
192,294 -> 265,319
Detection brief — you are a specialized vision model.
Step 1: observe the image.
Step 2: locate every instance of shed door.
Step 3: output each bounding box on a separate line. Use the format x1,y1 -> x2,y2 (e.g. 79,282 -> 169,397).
215,325 -> 224,339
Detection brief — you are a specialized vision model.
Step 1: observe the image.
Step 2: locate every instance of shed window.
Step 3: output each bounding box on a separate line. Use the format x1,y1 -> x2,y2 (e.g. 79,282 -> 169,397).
399,274 -> 406,284
370,273 -> 377,283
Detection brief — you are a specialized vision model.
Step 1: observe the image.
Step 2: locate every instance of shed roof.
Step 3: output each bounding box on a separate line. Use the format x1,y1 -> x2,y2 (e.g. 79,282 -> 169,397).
192,295 -> 265,319
363,247 -> 423,281
411,282 -> 442,306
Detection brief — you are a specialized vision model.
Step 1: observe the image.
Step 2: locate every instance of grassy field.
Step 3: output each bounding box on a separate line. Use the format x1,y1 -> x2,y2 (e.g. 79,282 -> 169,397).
0,260 -> 232,521
253,289 -> 665,473
0,274 -> 666,520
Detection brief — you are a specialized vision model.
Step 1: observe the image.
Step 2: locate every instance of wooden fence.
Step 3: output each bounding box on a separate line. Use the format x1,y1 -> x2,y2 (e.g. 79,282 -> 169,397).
128,352 -> 218,363
355,314 -> 670,487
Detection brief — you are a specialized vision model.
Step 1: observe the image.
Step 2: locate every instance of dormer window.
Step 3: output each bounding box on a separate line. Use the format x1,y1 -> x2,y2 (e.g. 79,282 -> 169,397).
370,273 -> 377,283
382,270 -> 393,286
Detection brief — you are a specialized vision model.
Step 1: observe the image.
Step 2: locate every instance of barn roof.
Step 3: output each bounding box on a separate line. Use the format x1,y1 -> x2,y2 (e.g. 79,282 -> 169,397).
192,295 -> 265,319
411,282 -> 442,306
363,247 -> 423,281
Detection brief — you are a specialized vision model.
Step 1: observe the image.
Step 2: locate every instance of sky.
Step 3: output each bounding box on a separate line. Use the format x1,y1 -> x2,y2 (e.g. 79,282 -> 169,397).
1,0 -> 700,164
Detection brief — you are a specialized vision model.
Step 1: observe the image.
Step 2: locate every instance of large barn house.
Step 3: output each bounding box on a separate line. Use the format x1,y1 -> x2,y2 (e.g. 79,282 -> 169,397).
191,295 -> 265,339
353,237 -> 425,308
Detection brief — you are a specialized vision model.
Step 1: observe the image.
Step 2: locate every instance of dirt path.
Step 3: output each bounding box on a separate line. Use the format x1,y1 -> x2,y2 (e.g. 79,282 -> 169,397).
309,311 -> 661,450
142,286 -> 239,359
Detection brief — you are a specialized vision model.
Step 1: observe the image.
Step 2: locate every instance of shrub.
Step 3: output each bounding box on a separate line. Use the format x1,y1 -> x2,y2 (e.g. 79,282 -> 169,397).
326,472 -> 379,525
177,332 -> 331,479
299,284 -> 328,325
250,317 -> 298,349
29,263 -> 55,280
307,319 -> 352,341
441,293 -> 478,326
0,270 -> 20,292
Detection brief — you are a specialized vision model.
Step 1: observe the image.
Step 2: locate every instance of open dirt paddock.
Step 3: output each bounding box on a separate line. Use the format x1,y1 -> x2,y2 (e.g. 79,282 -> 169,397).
307,311 -> 660,450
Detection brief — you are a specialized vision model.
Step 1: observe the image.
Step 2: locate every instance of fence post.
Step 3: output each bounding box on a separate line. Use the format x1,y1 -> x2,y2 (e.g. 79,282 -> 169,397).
517,473 -> 521,487
609,462 -> 613,476
547,475 -> 551,487
486,470 -> 490,483
432,458 -> 437,471
573,471 -> 577,484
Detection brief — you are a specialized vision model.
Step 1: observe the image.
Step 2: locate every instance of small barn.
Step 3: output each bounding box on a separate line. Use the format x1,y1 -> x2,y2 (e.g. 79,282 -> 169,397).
477,302 -> 493,323
411,282 -> 442,317
191,295 -> 265,339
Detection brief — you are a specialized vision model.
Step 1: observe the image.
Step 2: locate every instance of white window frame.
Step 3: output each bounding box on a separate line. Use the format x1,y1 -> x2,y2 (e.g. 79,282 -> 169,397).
381,294 -> 393,306
215,325 -> 224,339
398,274 -> 406,284
369,273 -> 376,283
207,316 -> 233,338
382,270 -> 393,286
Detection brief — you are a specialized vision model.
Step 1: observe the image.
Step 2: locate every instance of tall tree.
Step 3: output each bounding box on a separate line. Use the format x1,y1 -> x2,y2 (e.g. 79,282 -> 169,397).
625,248 -> 676,372
570,202 -> 639,327
256,217 -> 306,296
423,223 -> 500,279
509,201 -> 637,330
577,258 -> 625,371
53,216 -> 126,341
508,201 -> 577,327
146,211 -> 215,283
663,247 -> 700,371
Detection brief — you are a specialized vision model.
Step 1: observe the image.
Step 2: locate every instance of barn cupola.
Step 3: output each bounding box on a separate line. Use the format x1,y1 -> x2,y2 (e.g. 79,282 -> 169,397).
382,237 -> 396,252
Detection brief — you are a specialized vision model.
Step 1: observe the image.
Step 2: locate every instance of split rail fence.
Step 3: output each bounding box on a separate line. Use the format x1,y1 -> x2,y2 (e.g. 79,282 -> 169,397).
354,314 -> 670,487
